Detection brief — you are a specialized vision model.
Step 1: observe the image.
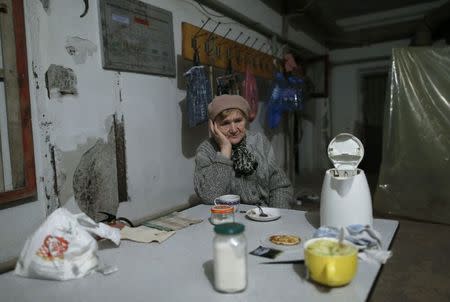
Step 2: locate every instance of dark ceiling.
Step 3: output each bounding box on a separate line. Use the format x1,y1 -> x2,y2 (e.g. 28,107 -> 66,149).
261,0 -> 450,50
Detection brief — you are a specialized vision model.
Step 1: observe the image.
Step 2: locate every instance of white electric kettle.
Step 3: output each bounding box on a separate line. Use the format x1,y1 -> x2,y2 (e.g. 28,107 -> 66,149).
320,133 -> 373,228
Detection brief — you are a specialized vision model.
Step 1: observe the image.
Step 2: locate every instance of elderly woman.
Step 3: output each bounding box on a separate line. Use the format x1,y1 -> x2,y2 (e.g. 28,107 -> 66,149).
194,94 -> 293,208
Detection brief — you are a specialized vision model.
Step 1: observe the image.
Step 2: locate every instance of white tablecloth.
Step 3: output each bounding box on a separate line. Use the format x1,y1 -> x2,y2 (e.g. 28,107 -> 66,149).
0,205 -> 398,302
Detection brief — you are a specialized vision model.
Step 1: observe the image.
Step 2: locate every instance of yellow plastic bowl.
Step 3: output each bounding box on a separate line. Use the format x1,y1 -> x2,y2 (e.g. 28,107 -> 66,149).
304,237 -> 358,287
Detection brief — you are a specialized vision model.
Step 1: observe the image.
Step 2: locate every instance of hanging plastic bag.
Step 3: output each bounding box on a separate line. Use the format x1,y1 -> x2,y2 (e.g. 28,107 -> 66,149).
267,72 -> 288,128
14,208 -> 120,281
242,65 -> 259,122
286,75 -> 304,111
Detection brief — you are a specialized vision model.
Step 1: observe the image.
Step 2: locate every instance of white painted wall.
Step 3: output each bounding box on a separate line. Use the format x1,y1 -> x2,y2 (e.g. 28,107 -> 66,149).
0,0 -> 315,264
298,97 -> 330,176
329,40 -> 409,136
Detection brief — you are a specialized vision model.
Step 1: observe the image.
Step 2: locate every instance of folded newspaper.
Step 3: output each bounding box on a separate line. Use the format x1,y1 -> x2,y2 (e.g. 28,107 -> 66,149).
141,212 -> 203,231
120,226 -> 175,243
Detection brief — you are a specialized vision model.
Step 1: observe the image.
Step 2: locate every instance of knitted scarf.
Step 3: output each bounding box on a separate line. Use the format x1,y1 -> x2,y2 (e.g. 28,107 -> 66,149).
231,136 -> 258,177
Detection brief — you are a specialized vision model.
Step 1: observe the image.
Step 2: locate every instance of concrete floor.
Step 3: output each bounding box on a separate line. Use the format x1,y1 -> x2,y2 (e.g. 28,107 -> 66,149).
368,217 -> 450,302
293,174 -> 450,302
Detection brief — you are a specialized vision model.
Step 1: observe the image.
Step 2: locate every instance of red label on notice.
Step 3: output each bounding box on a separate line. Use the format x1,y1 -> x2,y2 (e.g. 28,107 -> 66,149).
134,17 -> 149,26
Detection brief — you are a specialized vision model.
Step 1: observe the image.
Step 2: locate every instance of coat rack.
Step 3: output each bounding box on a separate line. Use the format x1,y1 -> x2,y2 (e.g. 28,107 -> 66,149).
182,22 -> 274,79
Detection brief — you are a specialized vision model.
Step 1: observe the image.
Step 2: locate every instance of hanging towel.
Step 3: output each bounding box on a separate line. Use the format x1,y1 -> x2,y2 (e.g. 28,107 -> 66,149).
242,66 -> 259,122
184,65 -> 212,127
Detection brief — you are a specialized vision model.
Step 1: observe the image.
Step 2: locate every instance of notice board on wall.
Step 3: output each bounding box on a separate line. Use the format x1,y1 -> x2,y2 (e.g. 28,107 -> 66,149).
99,0 -> 176,77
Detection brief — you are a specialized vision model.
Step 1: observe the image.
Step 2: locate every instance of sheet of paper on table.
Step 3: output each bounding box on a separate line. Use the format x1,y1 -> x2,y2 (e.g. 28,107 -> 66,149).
120,226 -> 175,243
141,212 -> 203,231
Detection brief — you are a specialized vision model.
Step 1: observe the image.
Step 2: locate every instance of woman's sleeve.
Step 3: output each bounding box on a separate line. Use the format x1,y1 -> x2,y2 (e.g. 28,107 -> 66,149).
265,139 -> 294,208
194,143 -> 234,204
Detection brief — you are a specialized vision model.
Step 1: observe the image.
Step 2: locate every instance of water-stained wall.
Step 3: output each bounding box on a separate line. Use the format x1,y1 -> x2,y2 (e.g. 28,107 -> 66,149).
0,0 -> 295,263
73,120 -> 119,221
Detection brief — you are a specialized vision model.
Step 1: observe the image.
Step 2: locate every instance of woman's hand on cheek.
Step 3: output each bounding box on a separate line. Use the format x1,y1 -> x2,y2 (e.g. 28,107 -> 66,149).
208,119 -> 216,138
209,119 -> 232,159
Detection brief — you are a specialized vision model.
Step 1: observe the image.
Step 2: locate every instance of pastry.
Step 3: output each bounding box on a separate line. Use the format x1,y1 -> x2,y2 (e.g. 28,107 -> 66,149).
269,234 -> 301,246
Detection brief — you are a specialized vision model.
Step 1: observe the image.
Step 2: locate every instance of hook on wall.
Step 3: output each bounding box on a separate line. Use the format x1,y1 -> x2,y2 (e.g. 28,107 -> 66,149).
191,17 -> 211,50
269,35 -> 282,57
206,22 -> 221,41
257,42 -> 266,52
236,35 -> 250,65
241,36 -> 251,47
242,37 -> 258,56
233,32 -> 244,44
226,32 -> 243,59
215,28 -> 232,58
182,22 -> 274,79
217,28 -> 232,46
80,0 -> 89,18
248,38 -> 258,67
254,43 -> 270,58
252,42 -> 269,70
249,38 -> 258,49
205,22 -> 221,55
193,18 -> 211,39
191,18 -> 211,65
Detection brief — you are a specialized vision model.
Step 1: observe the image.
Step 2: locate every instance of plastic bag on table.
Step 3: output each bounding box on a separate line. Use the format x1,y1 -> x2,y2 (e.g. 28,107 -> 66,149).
14,208 -> 120,281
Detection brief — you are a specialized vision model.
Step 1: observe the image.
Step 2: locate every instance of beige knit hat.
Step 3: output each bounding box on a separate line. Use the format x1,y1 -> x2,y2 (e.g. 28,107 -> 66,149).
207,94 -> 250,121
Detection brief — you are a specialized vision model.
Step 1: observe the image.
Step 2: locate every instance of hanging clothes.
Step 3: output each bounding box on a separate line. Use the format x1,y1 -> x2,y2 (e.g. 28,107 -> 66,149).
216,74 -> 240,96
184,65 -> 212,127
242,65 -> 259,122
216,53 -> 241,96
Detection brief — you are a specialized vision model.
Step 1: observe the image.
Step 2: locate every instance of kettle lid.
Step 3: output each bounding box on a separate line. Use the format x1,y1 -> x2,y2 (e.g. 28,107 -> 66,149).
328,133 -> 364,172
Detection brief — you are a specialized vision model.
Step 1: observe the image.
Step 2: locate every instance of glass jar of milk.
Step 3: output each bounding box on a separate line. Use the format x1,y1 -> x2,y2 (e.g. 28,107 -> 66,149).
213,223 -> 247,293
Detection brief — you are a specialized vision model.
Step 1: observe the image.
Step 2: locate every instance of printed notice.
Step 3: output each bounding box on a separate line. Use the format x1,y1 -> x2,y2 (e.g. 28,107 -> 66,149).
99,0 -> 176,77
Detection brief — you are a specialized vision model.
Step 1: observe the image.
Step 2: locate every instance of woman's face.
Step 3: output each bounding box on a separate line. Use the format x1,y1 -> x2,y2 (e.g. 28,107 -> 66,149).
215,110 -> 247,145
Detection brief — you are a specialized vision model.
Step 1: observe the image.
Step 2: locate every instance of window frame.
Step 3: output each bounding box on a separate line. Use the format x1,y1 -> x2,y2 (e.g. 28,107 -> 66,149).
0,0 -> 36,204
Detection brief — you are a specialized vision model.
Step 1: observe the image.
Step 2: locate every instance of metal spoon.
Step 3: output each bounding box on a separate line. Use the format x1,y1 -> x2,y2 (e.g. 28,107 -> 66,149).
338,227 -> 345,248
256,204 -> 268,217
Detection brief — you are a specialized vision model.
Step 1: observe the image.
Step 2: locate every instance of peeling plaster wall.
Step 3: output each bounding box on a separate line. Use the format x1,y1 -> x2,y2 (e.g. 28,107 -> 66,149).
0,0 -> 291,263
73,121 -> 119,221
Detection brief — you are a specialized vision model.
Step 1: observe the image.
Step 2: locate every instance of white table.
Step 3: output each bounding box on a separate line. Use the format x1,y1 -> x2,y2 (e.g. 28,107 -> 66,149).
0,205 -> 398,302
